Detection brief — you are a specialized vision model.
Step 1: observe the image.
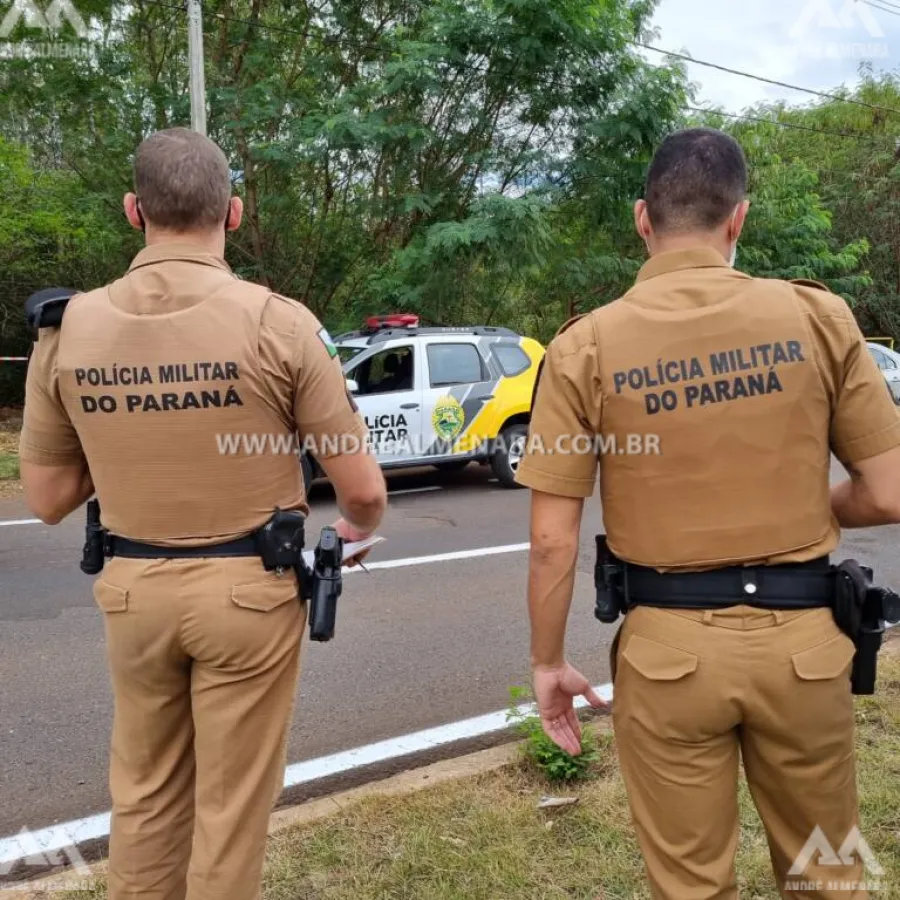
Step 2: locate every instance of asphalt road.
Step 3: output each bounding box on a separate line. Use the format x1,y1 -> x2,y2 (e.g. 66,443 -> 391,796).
1,458 -> 899,842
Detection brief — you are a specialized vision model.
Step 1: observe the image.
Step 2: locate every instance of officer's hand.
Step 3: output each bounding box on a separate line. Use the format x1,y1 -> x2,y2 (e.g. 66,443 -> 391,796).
332,518 -> 373,567
533,662 -> 609,756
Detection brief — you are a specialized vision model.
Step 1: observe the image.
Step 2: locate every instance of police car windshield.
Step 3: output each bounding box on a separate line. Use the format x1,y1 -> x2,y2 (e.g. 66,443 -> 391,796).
337,346 -> 365,365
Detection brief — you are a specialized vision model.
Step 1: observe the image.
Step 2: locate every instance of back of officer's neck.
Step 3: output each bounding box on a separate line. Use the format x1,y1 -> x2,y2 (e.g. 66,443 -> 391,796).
143,227 -> 225,259
649,232 -> 731,264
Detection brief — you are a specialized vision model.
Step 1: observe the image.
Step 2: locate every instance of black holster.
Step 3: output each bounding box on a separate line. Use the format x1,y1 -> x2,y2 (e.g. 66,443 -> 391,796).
304,527 -> 343,642
832,559 -> 899,695
255,509 -> 344,643
80,498 -> 107,575
594,535 -> 627,624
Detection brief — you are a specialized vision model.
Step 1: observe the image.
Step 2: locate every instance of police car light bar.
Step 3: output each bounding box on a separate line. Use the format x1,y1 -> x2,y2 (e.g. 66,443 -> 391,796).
364,314 -> 420,332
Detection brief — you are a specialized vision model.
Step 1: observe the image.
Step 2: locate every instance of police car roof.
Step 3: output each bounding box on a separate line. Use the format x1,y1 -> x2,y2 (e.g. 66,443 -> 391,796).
334,325 -> 519,344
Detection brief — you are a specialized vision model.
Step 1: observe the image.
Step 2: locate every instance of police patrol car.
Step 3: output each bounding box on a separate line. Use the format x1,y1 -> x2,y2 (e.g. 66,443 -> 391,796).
302,314 -> 545,490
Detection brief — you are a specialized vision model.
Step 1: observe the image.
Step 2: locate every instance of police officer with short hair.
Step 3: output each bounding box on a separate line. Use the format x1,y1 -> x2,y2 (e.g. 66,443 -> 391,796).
19,127 -> 387,900
516,127 -> 900,899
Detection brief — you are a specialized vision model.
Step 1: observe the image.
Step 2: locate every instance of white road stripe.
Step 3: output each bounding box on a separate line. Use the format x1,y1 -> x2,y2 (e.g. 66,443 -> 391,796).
0,682 -> 613,866
0,519 -> 41,527
388,486 -> 443,496
343,543 -> 529,574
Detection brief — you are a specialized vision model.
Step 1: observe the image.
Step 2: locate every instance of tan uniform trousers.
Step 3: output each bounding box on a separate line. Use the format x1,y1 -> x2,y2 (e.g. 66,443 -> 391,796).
92,555 -> 305,900
612,604 -> 868,900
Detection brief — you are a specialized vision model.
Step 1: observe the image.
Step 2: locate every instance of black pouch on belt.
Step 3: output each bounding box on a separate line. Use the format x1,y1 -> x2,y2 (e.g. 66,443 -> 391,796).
832,559 -> 868,640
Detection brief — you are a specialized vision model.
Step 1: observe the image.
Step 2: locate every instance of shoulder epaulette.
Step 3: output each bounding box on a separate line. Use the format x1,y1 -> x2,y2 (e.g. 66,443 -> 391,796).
529,313 -> 596,408
24,287 -> 77,337
554,313 -> 587,339
790,278 -> 832,293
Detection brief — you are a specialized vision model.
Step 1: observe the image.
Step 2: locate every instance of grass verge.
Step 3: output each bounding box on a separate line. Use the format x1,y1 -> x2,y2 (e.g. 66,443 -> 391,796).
59,643 -> 900,900
0,409 -> 22,494
0,452 -> 18,480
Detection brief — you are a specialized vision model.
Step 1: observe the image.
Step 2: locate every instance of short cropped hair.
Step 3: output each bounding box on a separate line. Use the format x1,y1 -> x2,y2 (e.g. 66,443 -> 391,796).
134,128 -> 231,231
643,127 -> 748,233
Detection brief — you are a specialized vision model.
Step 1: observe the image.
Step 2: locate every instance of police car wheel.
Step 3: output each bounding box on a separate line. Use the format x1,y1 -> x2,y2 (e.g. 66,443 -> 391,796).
491,424 -> 528,488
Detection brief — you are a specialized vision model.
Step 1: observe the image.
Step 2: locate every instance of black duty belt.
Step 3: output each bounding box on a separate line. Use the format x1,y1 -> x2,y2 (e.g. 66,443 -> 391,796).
623,557 -> 834,610
106,534 -> 260,559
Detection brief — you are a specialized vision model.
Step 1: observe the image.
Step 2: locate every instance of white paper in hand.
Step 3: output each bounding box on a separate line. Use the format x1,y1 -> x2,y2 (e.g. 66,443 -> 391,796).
301,535 -> 385,568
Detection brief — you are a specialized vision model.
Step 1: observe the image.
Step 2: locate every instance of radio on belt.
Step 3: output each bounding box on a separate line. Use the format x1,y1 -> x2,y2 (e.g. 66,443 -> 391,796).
25,287 -> 76,335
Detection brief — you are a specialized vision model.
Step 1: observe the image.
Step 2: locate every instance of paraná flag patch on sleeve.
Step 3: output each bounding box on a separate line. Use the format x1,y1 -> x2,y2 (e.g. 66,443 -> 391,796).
317,327 -> 338,359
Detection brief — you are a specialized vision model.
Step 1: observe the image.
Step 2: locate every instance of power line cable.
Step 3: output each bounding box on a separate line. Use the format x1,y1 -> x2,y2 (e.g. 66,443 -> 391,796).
634,41 -> 900,117
685,105 -> 896,144
863,0 -> 900,15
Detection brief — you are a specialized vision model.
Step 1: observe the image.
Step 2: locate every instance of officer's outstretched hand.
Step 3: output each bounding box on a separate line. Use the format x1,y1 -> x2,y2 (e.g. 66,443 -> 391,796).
533,662 -> 609,756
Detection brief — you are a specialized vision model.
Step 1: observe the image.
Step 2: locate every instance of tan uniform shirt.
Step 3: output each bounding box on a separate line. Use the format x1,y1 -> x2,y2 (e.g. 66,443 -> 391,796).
516,247 -> 900,570
19,243 -> 368,545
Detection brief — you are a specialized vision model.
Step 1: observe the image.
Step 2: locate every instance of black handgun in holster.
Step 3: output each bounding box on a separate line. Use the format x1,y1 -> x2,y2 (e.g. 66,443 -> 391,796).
832,559 -> 900,695
306,527 -> 343,642
81,499 -> 108,575
594,534 -> 628,624
255,509 -> 344,642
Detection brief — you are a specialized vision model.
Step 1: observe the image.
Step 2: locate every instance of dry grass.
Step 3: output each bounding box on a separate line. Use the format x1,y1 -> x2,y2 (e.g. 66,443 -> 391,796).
62,645 -> 900,900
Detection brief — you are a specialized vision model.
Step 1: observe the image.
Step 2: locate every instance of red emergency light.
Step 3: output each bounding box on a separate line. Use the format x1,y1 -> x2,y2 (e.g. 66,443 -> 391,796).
364,313 -> 419,332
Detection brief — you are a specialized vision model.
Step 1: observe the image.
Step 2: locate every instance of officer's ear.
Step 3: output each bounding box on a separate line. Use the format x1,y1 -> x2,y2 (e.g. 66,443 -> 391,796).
634,200 -> 649,241
633,199 -> 651,241
729,199 -> 751,242
226,196 -> 243,232
124,193 -> 144,232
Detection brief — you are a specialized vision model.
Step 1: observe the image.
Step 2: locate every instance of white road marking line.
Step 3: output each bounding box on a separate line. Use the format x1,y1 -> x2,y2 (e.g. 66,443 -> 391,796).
388,486 -> 443,496
0,519 -> 41,527
342,543 -> 529,574
0,682 -> 614,866
283,682 -> 614,786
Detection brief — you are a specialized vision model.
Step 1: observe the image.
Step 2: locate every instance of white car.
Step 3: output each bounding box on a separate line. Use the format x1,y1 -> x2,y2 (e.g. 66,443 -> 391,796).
867,342 -> 900,404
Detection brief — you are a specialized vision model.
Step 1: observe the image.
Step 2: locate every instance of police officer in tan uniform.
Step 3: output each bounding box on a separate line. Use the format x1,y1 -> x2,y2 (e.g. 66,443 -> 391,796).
18,127 -> 387,900
516,127 -> 900,899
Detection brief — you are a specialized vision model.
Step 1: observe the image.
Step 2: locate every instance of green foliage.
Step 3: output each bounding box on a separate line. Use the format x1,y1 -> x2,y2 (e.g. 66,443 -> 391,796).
2,2 -> 899,411
0,137 -> 137,404
0,0 -> 688,381
691,69 -> 900,335
505,685 -> 601,783
0,454 -> 18,481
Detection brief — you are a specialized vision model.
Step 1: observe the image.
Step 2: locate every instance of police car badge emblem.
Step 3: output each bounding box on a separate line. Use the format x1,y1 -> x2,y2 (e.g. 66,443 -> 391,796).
432,396 -> 465,441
